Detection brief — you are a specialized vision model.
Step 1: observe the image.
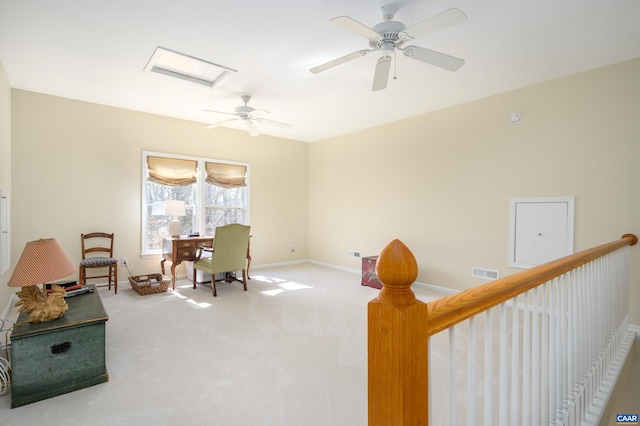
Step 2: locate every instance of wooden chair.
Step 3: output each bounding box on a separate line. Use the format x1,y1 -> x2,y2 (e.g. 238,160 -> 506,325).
193,224 -> 250,297
79,232 -> 118,294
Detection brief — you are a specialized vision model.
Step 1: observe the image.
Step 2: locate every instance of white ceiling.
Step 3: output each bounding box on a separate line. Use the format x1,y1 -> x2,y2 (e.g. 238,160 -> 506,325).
1,0 -> 639,142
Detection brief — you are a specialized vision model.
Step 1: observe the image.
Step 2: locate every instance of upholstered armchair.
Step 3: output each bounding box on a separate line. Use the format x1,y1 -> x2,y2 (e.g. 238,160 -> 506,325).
193,224 -> 251,297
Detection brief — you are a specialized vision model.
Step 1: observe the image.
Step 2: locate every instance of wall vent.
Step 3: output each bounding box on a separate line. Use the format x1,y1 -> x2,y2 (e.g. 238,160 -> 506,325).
347,250 -> 361,258
472,267 -> 500,280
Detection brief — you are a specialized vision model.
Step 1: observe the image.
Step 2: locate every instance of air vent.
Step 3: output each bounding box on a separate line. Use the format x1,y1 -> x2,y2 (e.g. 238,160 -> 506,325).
472,267 -> 500,280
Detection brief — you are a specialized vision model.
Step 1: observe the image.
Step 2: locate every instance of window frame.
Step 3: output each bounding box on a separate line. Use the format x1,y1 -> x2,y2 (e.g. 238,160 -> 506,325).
141,151 -> 250,258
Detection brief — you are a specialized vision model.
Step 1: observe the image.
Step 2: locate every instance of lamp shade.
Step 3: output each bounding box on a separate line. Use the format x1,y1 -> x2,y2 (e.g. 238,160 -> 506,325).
164,200 -> 186,217
8,238 -> 78,287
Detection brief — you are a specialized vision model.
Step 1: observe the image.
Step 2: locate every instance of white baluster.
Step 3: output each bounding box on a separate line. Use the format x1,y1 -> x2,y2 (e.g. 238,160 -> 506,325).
428,335 -> 433,426
499,303 -> 508,426
484,309 -> 493,426
532,286 -> 540,425
567,270 -> 577,424
522,290 -> 531,426
468,317 -> 476,426
510,294 -> 520,426
549,278 -> 558,424
449,326 -> 457,426
558,274 -> 568,424
575,266 -> 585,425
541,283 -> 549,423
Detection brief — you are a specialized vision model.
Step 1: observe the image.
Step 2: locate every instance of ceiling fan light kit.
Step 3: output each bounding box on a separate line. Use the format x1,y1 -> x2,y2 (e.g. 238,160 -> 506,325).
309,4 -> 467,91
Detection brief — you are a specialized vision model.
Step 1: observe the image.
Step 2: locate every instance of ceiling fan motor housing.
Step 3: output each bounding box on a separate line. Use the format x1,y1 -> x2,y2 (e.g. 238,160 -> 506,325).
235,105 -> 254,116
371,20 -> 407,53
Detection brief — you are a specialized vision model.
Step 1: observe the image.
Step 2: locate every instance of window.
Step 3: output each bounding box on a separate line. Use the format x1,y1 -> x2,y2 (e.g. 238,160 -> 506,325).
142,151 -> 249,256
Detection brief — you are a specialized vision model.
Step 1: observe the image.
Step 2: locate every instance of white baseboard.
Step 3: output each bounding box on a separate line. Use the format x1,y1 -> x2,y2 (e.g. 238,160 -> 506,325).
306,259 -> 458,296
250,259 -> 310,271
413,281 -> 459,295
307,259 -> 360,275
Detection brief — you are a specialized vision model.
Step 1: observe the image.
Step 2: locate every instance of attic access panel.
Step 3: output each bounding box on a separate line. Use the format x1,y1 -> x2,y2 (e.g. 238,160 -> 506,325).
508,196 -> 575,269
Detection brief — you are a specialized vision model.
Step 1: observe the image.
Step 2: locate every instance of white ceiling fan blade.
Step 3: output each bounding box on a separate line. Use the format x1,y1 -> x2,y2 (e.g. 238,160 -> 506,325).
246,121 -> 260,137
205,118 -> 237,129
310,50 -> 371,74
402,46 -> 465,71
372,56 -> 392,91
401,8 -> 467,41
255,117 -> 293,129
202,109 -> 236,117
330,16 -> 379,40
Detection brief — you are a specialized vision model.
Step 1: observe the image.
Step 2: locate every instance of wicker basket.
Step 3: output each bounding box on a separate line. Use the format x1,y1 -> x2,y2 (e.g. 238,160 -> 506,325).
128,273 -> 170,295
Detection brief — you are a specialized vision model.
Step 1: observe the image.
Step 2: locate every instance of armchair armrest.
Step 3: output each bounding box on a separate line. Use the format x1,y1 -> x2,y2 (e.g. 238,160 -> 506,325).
194,246 -> 214,262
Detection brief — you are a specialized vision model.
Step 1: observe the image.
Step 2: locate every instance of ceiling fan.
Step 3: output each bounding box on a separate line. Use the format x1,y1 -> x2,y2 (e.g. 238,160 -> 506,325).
310,4 -> 467,91
203,95 -> 292,136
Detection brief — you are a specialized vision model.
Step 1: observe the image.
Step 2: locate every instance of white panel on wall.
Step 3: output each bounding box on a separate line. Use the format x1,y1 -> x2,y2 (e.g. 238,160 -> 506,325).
0,190 -> 8,274
508,196 -> 574,269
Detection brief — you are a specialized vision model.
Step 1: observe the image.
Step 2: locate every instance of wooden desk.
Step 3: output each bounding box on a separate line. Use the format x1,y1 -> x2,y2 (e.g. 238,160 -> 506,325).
161,236 -> 213,290
161,235 -> 253,289
10,285 -> 108,408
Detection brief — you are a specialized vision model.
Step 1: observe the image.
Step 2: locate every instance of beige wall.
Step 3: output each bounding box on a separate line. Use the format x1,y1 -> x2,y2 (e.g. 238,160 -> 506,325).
3,58 -> 639,325
9,91 -> 309,299
308,58 -> 640,323
0,60 -> 11,312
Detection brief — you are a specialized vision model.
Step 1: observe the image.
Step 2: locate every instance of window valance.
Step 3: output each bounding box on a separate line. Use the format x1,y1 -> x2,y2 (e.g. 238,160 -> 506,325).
147,156 -> 198,187
205,162 -> 247,188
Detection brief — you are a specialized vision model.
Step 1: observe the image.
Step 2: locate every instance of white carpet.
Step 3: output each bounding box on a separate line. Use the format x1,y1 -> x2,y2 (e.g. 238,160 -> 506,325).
0,263 -> 445,426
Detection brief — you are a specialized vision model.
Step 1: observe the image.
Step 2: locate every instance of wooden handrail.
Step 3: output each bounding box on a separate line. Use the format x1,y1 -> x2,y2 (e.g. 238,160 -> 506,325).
425,234 -> 637,337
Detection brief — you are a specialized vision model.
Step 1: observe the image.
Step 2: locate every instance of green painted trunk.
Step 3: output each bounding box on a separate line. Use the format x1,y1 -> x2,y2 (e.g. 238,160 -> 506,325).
10,286 -> 109,408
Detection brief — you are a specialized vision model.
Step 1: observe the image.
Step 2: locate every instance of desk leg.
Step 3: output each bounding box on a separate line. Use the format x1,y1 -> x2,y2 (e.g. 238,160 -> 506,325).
160,259 -> 166,275
170,262 -> 180,290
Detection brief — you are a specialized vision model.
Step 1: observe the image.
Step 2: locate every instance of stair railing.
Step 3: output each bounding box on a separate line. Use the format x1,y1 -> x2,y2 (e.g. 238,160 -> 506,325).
368,234 -> 637,425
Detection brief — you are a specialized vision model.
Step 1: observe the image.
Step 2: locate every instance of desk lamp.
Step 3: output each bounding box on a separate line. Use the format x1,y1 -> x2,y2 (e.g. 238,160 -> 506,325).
8,238 -> 78,322
164,200 -> 186,238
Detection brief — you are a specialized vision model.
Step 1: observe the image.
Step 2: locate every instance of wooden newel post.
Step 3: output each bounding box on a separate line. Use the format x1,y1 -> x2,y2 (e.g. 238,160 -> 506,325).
368,239 -> 430,425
